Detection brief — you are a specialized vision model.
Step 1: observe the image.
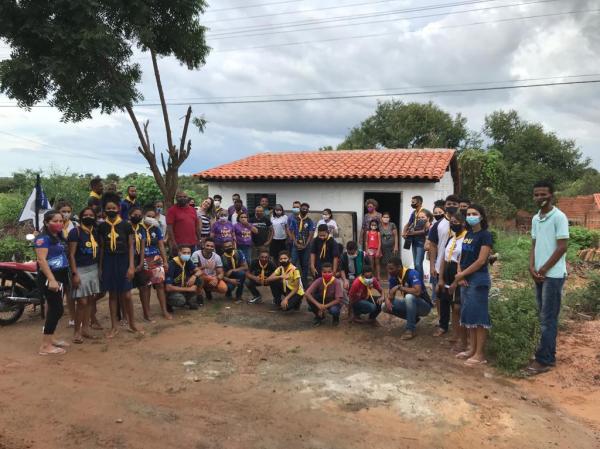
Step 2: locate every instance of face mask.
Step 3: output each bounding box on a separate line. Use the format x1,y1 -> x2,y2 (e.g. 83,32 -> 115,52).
177,198 -> 188,206
364,278 -> 373,285
61,212 -> 71,220
224,248 -> 234,254
450,223 -> 463,233
367,205 -> 375,212
130,216 -> 143,224
416,218 -> 427,226
280,260 -> 290,268
466,216 -> 481,226
536,198 -> 549,208
434,214 -> 444,221
48,223 -> 63,234
219,216 -> 228,222
445,206 -> 458,215
81,217 -> 96,227
155,207 -> 163,215
144,217 -> 159,228
292,207 -> 300,214
214,200 -> 221,207
300,209 -> 308,216
105,210 -> 118,219
347,253 -> 357,259
322,273 -> 333,282
411,203 -> 418,209
382,217 -> 390,224
180,254 -> 191,262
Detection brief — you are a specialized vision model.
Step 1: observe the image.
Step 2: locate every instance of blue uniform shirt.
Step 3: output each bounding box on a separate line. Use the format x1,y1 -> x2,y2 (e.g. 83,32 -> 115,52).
35,234 -> 69,271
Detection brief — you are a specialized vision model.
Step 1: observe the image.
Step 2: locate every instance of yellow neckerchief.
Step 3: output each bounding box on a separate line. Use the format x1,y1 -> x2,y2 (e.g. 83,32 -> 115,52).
173,256 -> 186,286
413,207 -> 423,226
321,276 -> 335,304
258,260 -> 269,282
62,220 -> 72,239
80,224 -> 98,259
281,263 -> 296,292
319,236 -> 331,259
358,275 -> 376,302
446,228 -> 468,262
131,222 -> 150,254
89,191 -> 101,200
298,215 -> 306,238
106,216 -> 122,252
397,267 -> 409,287
126,195 -> 136,204
224,250 -> 237,269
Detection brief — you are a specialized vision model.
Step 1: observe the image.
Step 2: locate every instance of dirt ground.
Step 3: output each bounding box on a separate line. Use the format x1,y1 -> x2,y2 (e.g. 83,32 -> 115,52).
1,289 -> 599,449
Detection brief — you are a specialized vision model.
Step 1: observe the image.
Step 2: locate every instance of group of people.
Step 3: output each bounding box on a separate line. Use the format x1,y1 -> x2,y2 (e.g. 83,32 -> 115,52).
34,177 -> 569,376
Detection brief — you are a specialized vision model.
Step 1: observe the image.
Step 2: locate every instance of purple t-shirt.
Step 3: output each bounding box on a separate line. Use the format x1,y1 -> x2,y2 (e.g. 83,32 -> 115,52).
211,220 -> 235,246
234,222 -> 253,247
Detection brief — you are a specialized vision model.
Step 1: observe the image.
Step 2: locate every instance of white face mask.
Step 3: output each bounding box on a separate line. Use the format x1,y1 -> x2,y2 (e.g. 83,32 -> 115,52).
144,217 -> 159,228
219,216 -> 228,222
214,200 -> 221,207
61,212 -> 71,220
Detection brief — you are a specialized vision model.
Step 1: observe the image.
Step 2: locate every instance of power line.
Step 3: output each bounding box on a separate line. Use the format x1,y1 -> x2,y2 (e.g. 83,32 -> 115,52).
207,0 -> 560,39
206,0 -> 306,13
204,0 -> 500,25
215,8 -> 598,51
1,79 -> 598,109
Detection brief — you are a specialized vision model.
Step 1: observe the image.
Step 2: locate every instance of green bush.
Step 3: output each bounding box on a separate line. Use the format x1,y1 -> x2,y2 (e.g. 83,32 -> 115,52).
569,226 -> 599,249
0,193 -> 26,227
493,230 -> 531,281
563,273 -> 600,317
0,236 -> 35,262
488,287 -> 540,374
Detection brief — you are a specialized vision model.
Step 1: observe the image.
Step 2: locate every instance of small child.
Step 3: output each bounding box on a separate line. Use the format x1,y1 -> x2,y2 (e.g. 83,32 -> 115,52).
365,221 -> 381,278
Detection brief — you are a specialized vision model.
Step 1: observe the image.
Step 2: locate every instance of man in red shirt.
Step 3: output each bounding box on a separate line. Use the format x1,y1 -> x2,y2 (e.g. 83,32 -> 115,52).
348,265 -> 383,325
167,191 -> 201,254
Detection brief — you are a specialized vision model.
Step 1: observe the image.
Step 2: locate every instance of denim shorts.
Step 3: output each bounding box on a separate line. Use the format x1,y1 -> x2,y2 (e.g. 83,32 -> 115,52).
460,271 -> 491,328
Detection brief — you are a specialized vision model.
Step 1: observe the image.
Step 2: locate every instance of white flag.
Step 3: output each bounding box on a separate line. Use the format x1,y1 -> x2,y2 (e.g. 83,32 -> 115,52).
18,182 -> 52,225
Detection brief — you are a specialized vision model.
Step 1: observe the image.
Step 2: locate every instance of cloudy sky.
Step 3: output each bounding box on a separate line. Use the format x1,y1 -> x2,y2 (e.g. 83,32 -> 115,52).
0,0 -> 599,177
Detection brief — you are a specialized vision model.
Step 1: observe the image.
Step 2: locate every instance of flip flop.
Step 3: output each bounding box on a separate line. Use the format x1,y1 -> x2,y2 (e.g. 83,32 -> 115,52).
53,340 -> 70,348
464,358 -> 487,366
523,365 -> 551,376
39,347 -> 66,356
72,337 -> 84,344
456,351 -> 472,359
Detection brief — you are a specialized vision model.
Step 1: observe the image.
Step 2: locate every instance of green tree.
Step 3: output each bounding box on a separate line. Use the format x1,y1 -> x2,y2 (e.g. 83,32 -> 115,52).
338,101 -> 468,150
0,0 -> 210,207
560,168 -> 600,197
119,174 -> 162,207
484,110 -> 590,210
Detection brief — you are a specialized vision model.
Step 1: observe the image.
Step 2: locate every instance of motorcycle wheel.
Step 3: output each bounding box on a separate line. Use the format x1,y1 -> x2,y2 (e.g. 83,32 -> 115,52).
0,286 -> 26,326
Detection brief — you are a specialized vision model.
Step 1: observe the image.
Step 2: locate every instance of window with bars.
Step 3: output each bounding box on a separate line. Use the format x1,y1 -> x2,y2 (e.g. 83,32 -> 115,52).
246,193 -> 277,215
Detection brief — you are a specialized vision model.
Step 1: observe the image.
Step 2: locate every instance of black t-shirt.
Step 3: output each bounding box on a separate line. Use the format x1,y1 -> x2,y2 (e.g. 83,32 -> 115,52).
249,259 -> 277,278
67,226 -> 99,267
250,216 -> 272,246
310,237 -> 339,264
166,257 -> 196,286
98,220 -> 134,255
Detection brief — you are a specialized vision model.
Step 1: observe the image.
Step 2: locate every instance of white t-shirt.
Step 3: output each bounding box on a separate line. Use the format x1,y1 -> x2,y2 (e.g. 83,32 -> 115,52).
444,233 -> 466,264
191,250 -> 223,276
316,218 -> 339,237
271,215 -> 288,240
434,218 -> 450,273
157,214 -> 168,240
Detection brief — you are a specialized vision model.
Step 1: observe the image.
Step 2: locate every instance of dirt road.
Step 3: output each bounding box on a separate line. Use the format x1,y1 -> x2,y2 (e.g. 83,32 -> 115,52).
1,294 -> 598,449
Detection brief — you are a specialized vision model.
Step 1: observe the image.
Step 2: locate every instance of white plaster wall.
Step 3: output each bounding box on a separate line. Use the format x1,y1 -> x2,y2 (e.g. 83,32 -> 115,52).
207,169 -> 454,273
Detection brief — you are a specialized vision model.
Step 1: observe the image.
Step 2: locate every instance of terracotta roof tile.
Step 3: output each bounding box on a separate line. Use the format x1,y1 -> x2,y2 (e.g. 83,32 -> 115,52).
195,149 -> 455,181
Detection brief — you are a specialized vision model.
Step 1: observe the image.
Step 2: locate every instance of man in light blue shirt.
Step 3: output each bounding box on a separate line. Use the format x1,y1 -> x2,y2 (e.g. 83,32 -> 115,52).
526,180 -> 569,375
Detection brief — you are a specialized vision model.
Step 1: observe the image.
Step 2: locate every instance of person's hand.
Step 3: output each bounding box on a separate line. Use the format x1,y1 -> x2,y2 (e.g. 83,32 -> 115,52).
47,279 -> 60,292
393,248 -> 399,255
135,264 -> 143,273
384,298 -> 392,313
448,282 -> 457,296
126,267 -> 135,281
343,279 -> 349,290
318,308 -> 326,318
537,267 -> 548,279
458,279 -> 469,288
162,258 -> 169,268
529,266 -> 545,283
226,269 -> 233,277
71,274 -> 80,289
186,276 -> 196,287
436,281 -> 444,293
281,298 -> 289,310
310,266 -> 318,277
431,268 -> 438,278
229,278 -> 240,286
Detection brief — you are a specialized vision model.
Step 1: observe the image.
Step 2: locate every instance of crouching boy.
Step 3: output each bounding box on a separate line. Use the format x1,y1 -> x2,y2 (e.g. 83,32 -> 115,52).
305,262 -> 343,326
165,246 -> 204,311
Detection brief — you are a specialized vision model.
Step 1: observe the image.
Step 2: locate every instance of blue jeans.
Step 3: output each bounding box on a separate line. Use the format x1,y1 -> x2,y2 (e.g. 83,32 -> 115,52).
226,271 -> 246,299
411,239 -> 425,281
430,274 -> 439,303
352,300 -> 381,320
535,277 -> 565,366
291,245 -> 311,286
308,302 -> 341,318
238,245 -> 252,265
390,293 -> 431,331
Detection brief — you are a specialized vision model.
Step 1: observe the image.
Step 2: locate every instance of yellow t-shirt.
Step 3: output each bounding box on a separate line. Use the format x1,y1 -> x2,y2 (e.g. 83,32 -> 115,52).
274,264 -> 304,296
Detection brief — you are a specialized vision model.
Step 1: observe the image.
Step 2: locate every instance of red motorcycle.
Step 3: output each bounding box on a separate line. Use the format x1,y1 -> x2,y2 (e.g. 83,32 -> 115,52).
0,235 -> 44,325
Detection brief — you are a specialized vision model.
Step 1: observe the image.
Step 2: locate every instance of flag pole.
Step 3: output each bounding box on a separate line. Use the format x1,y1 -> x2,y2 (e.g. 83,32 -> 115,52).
35,174 -> 41,232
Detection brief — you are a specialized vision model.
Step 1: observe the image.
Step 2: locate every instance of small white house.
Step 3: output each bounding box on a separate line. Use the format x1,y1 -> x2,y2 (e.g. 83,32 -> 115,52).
195,149 -> 458,268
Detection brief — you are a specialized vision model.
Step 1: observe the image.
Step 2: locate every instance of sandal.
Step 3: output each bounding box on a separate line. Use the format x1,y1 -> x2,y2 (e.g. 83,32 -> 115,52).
455,351 -> 473,359
72,337 -> 84,344
464,358 -> 487,366
401,331 -> 415,340
39,346 -> 66,356
53,340 -> 70,348
432,328 -> 447,337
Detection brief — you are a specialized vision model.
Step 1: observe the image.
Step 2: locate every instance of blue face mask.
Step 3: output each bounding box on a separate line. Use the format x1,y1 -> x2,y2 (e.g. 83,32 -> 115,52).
292,207 -> 300,214
466,216 -> 481,226
180,254 -> 191,262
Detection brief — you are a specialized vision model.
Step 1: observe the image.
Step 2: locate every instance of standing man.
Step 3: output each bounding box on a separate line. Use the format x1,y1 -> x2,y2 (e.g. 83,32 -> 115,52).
259,195 -> 271,217
402,195 -> 426,280
167,191 -> 201,255
229,198 -> 245,224
250,205 -> 273,259
213,194 -> 225,219
227,193 -> 248,217
120,185 -> 137,220
310,224 -> 339,278
288,202 -> 315,287
458,197 -> 471,216
154,199 -> 168,242
87,177 -> 104,216
526,181 -> 569,376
